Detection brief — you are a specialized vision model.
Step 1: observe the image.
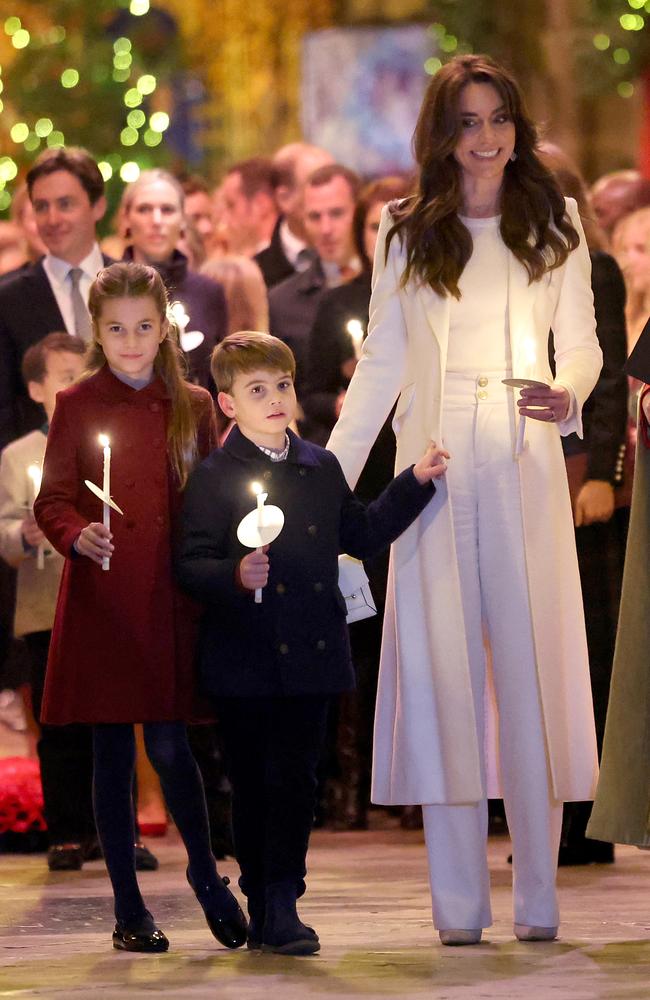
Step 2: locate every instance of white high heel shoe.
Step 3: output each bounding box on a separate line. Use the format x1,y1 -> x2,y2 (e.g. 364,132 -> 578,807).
439,928 -> 482,946
514,924 -> 558,942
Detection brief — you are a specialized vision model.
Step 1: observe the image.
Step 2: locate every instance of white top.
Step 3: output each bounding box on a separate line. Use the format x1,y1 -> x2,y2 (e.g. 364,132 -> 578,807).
42,243 -> 105,336
447,215 -> 511,375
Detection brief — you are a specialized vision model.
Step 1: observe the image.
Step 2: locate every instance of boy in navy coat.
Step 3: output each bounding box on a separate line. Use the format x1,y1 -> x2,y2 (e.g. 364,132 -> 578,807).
177,331 -> 447,955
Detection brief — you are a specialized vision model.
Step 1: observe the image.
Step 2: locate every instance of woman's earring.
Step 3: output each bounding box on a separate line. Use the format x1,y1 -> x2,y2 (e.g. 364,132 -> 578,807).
509,151 -> 518,162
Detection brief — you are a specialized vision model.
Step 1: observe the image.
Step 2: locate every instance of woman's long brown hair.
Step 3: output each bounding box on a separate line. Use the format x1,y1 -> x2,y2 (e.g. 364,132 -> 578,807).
387,54 -> 579,298
85,261 -> 199,488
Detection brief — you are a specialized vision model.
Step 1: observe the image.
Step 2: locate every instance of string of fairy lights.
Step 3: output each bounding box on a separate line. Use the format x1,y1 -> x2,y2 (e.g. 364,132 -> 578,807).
0,0 -> 169,213
0,0 -> 649,218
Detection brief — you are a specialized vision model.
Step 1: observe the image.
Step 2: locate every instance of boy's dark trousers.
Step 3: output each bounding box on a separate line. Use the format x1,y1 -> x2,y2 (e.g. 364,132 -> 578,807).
24,630 -> 96,846
215,694 -> 330,899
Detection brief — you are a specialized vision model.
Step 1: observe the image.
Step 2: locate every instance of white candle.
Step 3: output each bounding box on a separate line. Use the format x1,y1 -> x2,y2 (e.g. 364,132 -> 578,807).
98,434 -> 111,571
346,319 -> 364,361
516,338 -> 537,458
251,482 -> 268,603
27,463 -> 44,570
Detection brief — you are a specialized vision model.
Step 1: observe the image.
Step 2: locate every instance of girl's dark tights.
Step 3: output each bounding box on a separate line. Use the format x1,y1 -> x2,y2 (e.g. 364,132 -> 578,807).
92,722 -> 217,926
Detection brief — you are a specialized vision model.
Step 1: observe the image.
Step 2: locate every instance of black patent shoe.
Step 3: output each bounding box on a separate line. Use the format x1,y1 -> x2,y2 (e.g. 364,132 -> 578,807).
135,842 -> 159,871
186,867 -> 247,949
112,923 -> 169,953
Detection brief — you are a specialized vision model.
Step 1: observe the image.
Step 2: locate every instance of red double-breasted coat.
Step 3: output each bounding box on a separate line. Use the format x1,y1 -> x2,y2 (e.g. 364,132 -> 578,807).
34,365 -> 217,724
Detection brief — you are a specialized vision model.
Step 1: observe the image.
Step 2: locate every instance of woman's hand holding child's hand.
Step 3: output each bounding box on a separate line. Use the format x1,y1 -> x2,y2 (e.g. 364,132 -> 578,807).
413,442 -> 450,485
239,546 -> 270,591
76,522 -> 114,565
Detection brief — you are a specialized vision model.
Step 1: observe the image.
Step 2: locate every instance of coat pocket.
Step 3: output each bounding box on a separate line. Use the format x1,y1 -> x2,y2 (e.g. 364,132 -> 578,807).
391,382 -> 416,436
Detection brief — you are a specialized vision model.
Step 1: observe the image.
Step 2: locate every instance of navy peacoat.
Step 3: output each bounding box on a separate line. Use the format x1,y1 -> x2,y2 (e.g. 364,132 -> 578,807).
177,425 -> 434,698
34,365 -> 217,724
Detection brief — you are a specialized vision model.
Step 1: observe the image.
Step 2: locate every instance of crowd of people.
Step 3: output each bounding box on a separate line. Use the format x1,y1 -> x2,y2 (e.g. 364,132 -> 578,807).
0,51 -> 648,956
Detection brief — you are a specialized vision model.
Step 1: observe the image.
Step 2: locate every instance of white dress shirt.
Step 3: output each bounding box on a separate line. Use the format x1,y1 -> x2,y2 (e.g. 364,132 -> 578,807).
42,244 -> 105,335
279,219 -> 308,268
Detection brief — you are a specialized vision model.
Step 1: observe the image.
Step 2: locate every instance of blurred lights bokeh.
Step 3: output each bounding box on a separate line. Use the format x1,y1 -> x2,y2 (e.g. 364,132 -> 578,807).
120,161 -> 141,182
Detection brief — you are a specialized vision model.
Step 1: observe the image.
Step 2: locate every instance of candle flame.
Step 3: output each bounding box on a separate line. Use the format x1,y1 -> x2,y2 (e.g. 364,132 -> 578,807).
98,433 -> 110,448
346,319 -> 364,344
27,464 -> 42,489
251,481 -> 262,496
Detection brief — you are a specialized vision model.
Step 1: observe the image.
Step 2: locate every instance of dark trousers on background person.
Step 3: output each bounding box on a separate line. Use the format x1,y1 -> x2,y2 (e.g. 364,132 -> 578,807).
215,694 -> 330,898
187,723 -> 234,858
562,455 -> 619,863
24,629 -> 96,846
329,615 -> 383,829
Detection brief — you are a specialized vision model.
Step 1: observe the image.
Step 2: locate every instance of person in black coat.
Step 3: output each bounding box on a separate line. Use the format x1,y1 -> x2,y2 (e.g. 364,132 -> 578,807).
255,143 -> 334,289
555,248 -> 628,865
301,177 -> 412,828
541,149 -> 628,866
254,218 -> 296,289
177,331 -> 446,955
120,169 -> 228,391
0,149 -> 113,451
268,165 -> 361,407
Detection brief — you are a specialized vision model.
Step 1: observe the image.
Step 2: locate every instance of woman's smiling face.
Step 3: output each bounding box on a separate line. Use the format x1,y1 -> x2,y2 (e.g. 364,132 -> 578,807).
453,81 -> 516,186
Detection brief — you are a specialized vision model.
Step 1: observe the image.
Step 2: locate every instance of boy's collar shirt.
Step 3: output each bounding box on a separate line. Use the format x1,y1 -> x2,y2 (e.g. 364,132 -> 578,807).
256,433 -> 290,463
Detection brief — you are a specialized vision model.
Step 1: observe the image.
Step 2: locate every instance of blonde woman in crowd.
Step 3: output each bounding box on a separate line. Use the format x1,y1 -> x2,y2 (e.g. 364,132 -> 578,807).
611,206 -> 650,352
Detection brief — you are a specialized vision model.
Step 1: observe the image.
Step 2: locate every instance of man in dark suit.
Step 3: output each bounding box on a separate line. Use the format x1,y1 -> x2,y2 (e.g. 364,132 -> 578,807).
0,147 -> 110,450
268,164 -> 361,406
220,157 -> 278,259
255,143 -> 333,289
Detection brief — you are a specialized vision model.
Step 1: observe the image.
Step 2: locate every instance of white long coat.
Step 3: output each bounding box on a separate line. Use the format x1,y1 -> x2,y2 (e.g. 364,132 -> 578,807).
328,199 -> 602,805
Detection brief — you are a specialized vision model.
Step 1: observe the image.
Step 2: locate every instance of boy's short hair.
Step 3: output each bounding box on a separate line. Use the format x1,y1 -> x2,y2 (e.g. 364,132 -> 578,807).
211,331 -> 296,393
21,332 -> 87,386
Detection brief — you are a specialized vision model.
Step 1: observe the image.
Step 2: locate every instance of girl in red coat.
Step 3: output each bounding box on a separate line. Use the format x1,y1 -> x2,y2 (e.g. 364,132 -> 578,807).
35,262 -> 247,954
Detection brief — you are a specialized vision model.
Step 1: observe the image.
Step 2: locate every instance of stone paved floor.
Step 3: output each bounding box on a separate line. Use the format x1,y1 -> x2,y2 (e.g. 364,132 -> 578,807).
0,823 -> 649,1000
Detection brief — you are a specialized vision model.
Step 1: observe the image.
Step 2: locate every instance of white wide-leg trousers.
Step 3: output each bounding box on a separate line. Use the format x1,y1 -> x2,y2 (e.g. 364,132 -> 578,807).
422,371 -> 563,931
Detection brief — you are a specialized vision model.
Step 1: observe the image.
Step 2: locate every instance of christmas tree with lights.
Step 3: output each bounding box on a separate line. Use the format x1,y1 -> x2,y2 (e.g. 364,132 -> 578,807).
0,0 -> 182,216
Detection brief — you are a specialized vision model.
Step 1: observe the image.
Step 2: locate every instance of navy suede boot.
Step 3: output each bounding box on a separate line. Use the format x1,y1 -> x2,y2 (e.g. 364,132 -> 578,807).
261,882 -> 320,955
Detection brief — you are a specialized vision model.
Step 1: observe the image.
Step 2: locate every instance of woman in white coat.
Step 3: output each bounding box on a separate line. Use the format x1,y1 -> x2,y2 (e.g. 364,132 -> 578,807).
328,55 -> 602,946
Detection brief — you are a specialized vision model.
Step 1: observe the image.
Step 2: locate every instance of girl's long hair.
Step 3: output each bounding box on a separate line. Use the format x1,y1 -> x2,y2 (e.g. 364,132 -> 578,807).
388,54 -> 579,298
86,261 -> 199,488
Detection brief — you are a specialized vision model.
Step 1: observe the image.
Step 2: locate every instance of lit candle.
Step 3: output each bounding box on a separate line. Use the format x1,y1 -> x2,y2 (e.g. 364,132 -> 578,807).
27,463 -> 44,570
346,319 -> 364,361
516,338 -> 537,458
98,434 -> 111,571
251,482 -> 268,603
